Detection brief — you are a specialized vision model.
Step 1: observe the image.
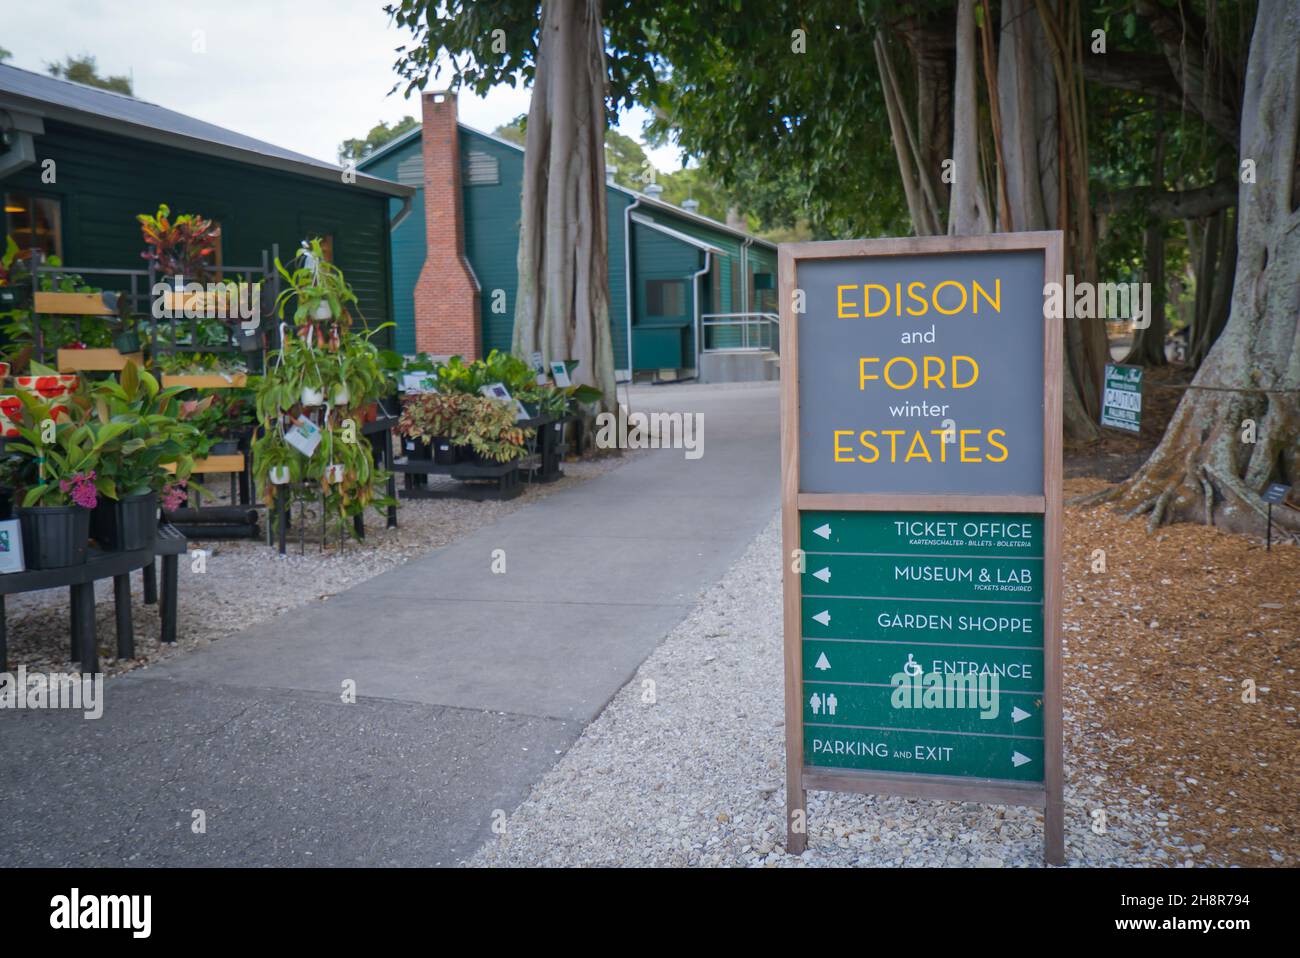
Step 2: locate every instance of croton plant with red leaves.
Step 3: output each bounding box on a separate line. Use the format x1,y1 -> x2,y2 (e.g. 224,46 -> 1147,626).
137,203 -> 221,283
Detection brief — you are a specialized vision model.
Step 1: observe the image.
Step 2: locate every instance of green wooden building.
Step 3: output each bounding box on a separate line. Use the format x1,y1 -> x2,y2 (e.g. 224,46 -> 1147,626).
358,90 -> 778,382
0,63 -> 412,343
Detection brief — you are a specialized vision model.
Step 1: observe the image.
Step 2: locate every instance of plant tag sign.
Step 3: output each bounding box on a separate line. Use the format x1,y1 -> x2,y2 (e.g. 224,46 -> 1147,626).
401,373 -> 434,393
550,361 -> 572,388
1262,482 -> 1291,505
779,233 -> 1065,865
284,415 -> 321,457
1101,363 -> 1142,433
529,351 -> 545,372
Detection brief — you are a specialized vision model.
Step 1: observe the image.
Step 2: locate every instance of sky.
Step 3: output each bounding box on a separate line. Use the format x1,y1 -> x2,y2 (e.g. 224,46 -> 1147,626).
5,0 -> 683,170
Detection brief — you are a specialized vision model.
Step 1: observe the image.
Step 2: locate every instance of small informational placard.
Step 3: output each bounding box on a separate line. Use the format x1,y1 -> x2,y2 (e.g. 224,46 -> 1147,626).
550,361 -> 572,388
1262,482 -> 1291,505
481,382 -> 530,422
0,518 -> 25,574
531,352 -> 548,385
401,372 -> 435,393
1101,363 -> 1142,433
284,415 -> 321,457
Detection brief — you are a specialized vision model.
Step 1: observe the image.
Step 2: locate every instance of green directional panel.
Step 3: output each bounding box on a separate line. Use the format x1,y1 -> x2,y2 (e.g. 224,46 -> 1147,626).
803,680 -> 1044,737
802,511 -> 1042,557
802,554 -> 1043,602
802,639 -> 1044,693
798,508 -> 1049,783
801,597 -> 1042,647
805,725 -> 1045,781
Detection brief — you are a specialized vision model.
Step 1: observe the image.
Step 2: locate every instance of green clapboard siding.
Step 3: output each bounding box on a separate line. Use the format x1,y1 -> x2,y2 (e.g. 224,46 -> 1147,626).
360,123 -> 774,371
1,120 -> 395,348
630,218 -> 701,369
360,134 -> 422,354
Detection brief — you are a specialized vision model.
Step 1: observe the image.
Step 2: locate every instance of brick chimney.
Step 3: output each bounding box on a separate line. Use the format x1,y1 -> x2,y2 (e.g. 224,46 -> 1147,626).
412,90 -> 481,358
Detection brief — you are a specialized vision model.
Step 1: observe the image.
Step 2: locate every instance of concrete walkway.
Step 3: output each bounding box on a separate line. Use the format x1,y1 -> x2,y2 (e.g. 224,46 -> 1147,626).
0,382 -> 779,866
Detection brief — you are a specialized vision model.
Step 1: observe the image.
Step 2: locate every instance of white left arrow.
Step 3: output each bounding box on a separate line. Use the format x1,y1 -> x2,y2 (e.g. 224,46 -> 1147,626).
812,567 -> 831,583
1011,706 -> 1031,724
812,610 -> 831,626
1012,751 -> 1032,768
813,523 -> 832,540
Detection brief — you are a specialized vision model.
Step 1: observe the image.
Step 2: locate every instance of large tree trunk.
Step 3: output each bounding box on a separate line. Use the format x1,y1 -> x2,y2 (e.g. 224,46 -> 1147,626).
1082,3 -> 1300,536
949,0 -> 993,235
1000,0 -> 1102,440
513,0 -> 618,417
1123,124 -> 1168,366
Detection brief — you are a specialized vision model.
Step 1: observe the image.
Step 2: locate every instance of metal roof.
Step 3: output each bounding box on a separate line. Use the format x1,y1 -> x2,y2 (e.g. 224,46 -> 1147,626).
630,212 -> 724,254
0,63 -> 412,198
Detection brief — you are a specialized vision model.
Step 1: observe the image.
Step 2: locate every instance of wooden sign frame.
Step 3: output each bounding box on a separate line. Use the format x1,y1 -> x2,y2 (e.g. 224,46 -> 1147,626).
779,231 -> 1064,865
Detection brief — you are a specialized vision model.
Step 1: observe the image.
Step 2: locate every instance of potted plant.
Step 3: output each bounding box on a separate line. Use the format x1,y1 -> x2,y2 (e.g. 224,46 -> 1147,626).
399,391 -> 475,463
8,395 -> 119,568
273,238 -> 359,338
89,362 -> 198,550
113,313 -> 142,354
272,334 -> 326,407
250,430 -> 302,501
459,395 -> 531,466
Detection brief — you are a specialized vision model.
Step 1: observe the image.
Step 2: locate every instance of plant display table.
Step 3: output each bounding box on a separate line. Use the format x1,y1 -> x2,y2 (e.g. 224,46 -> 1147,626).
391,453 -> 538,501
0,523 -> 188,673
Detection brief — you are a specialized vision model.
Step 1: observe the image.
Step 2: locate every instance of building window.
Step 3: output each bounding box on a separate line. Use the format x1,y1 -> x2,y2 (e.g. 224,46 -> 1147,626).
646,279 -> 686,318
464,150 -> 499,186
4,192 -> 62,258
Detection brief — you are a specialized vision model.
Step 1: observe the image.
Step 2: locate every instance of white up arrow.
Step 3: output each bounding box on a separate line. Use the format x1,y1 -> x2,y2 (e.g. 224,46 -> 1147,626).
814,652 -> 831,671
812,567 -> 831,583
1011,706 -> 1031,724
1011,751 -> 1032,768
812,610 -> 831,626
813,523 -> 832,540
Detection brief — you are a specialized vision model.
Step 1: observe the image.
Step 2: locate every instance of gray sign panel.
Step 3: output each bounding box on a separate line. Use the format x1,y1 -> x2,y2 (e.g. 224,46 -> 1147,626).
796,250 -> 1045,495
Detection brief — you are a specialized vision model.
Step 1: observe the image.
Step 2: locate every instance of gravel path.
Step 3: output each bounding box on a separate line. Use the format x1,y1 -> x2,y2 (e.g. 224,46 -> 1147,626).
5,455 -> 632,678
470,511 -> 1179,868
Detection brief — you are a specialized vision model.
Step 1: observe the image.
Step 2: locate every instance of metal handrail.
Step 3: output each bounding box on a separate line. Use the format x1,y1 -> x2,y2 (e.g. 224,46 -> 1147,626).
700,312 -> 780,353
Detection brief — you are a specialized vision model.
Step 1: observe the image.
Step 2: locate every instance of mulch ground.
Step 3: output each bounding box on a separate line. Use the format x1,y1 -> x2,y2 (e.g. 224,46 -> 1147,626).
1061,361 -> 1298,867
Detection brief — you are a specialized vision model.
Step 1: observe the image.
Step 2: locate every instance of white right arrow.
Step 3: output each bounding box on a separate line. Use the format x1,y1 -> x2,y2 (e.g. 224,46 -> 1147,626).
812,567 -> 831,583
812,610 -> 831,626
1012,751 -> 1032,768
813,523 -> 832,540
1011,706 -> 1031,724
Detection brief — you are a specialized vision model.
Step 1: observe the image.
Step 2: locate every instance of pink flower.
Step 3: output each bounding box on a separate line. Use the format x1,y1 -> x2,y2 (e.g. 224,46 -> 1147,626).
162,480 -> 188,511
65,471 -> 97,509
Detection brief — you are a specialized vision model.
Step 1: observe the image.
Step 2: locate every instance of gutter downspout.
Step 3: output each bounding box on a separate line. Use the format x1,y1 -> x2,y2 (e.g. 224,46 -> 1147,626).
741,237 -> 753,316
691,250 -> 711,376
623,193 -> 642,376
389,193 -> 415,232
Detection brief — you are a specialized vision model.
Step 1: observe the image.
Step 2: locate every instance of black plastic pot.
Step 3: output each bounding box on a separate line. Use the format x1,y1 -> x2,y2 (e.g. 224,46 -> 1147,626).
209,439 -> 240,455
0,486 -> 12,522
113,331 -> 142,354
91,492 -> 158,551
15,504 -> 91,569
403,437 -> 432,461
432,437 -> 459,465
236,327 -> 263,352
